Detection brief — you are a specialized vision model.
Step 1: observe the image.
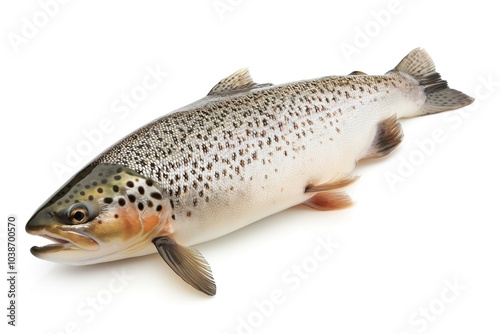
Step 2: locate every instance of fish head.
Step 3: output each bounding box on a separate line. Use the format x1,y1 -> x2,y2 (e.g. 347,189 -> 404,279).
26,163 -> 170,265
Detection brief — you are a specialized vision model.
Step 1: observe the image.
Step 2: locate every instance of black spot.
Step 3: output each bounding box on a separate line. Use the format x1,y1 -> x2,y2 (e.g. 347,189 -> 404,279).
97,188 -> 103,193
116,167 -> 123,173
92,181 -> 98,186
80,191 -> 85,196
112,185 -> 119,192
146,179 -> 154,187
151,192 -> 162,200
138,186 -> 145,195
118,198 -> 126,206
101,179 -> 108,184
171,214 -> 176,220
138,202 -> 144,210
147,200 -> 153,208
114,214 -> 119,219
64,199 -> 69,203
128,195 -> 136,203
126,181 -> 134,188
156,205 -> 162,212
84,185 -> 90,189
88,195 -> 94,201
104,197 -> 113,204
187,211 -> 192,217
114,175 -> 121,180
98,172 -> 103,177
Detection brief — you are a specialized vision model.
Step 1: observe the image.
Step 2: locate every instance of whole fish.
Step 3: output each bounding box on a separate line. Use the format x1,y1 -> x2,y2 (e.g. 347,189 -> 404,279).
26,48 -> 473,295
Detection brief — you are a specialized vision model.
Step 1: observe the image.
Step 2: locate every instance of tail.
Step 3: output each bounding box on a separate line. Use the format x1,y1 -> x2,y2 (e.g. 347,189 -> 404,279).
392,48 -> 474,117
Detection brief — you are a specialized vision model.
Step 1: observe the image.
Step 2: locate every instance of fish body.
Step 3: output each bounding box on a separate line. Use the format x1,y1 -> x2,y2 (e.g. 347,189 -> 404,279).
26,48 -> 473,295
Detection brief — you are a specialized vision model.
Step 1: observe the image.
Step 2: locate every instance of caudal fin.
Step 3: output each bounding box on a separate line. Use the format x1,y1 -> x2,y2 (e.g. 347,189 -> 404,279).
394,48 -> 474,116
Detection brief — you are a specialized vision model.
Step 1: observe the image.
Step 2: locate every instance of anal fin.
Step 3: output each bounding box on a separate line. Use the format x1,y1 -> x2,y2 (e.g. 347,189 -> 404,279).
363,115 -> 403,159
153,236 -> 216,296
304,173 -> 358,211
304,192 -> 354,211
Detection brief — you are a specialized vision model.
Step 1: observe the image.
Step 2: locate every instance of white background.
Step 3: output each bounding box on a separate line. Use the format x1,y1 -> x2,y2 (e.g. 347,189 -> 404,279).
1,1 -> 499,333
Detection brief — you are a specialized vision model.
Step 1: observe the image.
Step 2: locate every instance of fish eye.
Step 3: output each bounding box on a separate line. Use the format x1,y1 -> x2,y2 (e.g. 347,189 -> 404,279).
67,203 -> 89,224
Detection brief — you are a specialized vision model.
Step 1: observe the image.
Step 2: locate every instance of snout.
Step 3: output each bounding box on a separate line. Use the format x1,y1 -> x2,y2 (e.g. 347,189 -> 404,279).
26,208 -> 99,262
26,209 -> 55,234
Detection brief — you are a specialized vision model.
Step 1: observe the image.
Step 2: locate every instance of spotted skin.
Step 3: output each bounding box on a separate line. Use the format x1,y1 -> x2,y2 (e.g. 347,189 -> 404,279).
27,48 -> 473,265
89,70 -> 423,245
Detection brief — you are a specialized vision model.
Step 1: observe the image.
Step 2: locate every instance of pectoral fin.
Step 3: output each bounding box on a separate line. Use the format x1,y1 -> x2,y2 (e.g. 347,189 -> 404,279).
153,236 -> 216,296
304,191 -> 354,210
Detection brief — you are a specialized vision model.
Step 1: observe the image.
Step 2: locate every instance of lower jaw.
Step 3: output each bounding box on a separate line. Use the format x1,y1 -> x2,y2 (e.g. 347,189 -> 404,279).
31,242 -> 74,255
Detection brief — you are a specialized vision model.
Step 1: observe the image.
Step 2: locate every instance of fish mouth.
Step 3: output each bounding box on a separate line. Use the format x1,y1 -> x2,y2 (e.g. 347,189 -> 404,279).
29,228 -> 99,256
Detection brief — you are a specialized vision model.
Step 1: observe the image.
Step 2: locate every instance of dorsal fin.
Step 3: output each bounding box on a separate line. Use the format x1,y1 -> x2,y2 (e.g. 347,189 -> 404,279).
348,71 -> 368,76
208,68 -> 272,96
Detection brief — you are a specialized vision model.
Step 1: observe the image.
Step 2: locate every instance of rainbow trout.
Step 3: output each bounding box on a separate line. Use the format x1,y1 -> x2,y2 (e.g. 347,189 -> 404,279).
26,48 -> 473,295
